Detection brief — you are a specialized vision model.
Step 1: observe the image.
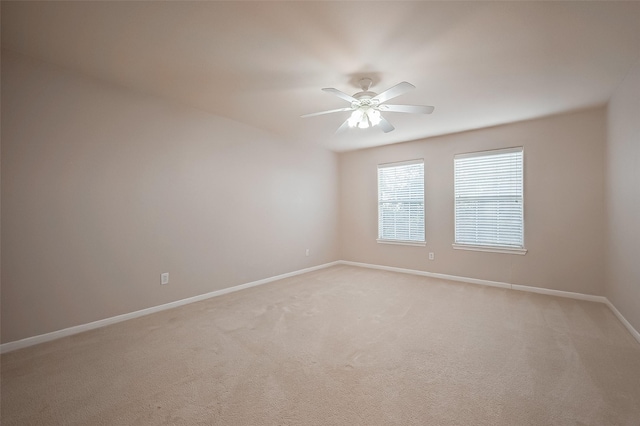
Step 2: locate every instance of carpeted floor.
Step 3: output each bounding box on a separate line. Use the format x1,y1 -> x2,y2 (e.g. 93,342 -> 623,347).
2,265 -> 640,425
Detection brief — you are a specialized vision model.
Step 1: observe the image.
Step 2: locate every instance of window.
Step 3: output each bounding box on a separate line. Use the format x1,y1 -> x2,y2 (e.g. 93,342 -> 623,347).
377,159 -> 425,245
453,147 -> 526,254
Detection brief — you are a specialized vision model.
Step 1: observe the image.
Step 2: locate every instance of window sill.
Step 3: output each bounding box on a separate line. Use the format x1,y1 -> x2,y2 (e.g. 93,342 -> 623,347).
452,244 -> 527,255
377,239 -> 426,247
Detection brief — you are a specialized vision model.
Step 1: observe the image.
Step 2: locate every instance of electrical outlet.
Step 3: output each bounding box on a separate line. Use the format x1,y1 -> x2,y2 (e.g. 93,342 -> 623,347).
305,248 -> 310,257
428,252 -> 435,261
161,273 -> 169,285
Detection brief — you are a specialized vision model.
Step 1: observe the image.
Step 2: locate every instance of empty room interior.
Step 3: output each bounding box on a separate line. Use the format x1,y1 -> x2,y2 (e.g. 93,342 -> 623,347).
2,1 -> 640,425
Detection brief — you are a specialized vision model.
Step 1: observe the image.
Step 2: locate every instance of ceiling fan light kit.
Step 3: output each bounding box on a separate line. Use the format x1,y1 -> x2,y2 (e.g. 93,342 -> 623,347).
348,107 -> 381,129
302,78 -> 435,134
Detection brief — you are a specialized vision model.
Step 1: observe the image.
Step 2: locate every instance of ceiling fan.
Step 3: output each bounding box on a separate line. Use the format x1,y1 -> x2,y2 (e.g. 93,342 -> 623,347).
301,78 -> 434,134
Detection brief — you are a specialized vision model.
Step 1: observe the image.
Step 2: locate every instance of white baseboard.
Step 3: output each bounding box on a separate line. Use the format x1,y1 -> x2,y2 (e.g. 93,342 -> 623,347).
0,261 -> 340,354
604,299 -> 640,344
511,284 -> 607,303
339,260 -> 510,290
337,260 -> 639,344
3,259 -> 638,353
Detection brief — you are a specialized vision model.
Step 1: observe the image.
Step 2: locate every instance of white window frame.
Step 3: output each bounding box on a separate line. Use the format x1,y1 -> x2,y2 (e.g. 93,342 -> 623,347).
452,147 -> 527,255
377,159 -> 425,246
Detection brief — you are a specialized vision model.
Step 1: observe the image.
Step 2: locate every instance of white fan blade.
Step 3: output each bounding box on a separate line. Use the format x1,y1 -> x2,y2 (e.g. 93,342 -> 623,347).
378,116 -> 395,133
322,88 -> 358,103
335,118 -> 351,134
322,87 -> 358,103
373,82 -> 415,103
379,104 -> 435,114
301,107 -> 353,118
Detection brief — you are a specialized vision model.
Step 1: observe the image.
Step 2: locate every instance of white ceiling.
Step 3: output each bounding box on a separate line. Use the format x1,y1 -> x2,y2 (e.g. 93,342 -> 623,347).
3,1 -> 640,152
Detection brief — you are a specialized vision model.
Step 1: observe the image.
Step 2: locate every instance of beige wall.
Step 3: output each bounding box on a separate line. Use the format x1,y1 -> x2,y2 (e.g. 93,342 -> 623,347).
606,57 -> 640,332
1,52 -> 339,343
339,108 -> 606,295
2,49 -> 625,344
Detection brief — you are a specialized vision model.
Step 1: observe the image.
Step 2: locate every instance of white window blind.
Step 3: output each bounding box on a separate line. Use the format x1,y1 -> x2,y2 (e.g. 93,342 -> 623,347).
454,148 -> 524,249
378,160 -> 425,244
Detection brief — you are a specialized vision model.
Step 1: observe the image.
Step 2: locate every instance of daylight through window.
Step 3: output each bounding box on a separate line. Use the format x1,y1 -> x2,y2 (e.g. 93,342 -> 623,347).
454,147 -> 524,252
377,160 -> 425,245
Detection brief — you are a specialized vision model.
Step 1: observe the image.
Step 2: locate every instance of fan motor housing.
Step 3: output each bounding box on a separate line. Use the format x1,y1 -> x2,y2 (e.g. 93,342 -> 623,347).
353,91 -> 377,100
352,92 -> 379,109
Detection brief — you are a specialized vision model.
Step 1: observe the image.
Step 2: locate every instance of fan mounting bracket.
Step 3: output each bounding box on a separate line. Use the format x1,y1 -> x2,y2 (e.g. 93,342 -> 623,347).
358,78 -> 373,91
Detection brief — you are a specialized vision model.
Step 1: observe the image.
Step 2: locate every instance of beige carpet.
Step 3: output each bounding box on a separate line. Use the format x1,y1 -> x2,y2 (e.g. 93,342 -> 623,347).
2,265 -> 640,425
